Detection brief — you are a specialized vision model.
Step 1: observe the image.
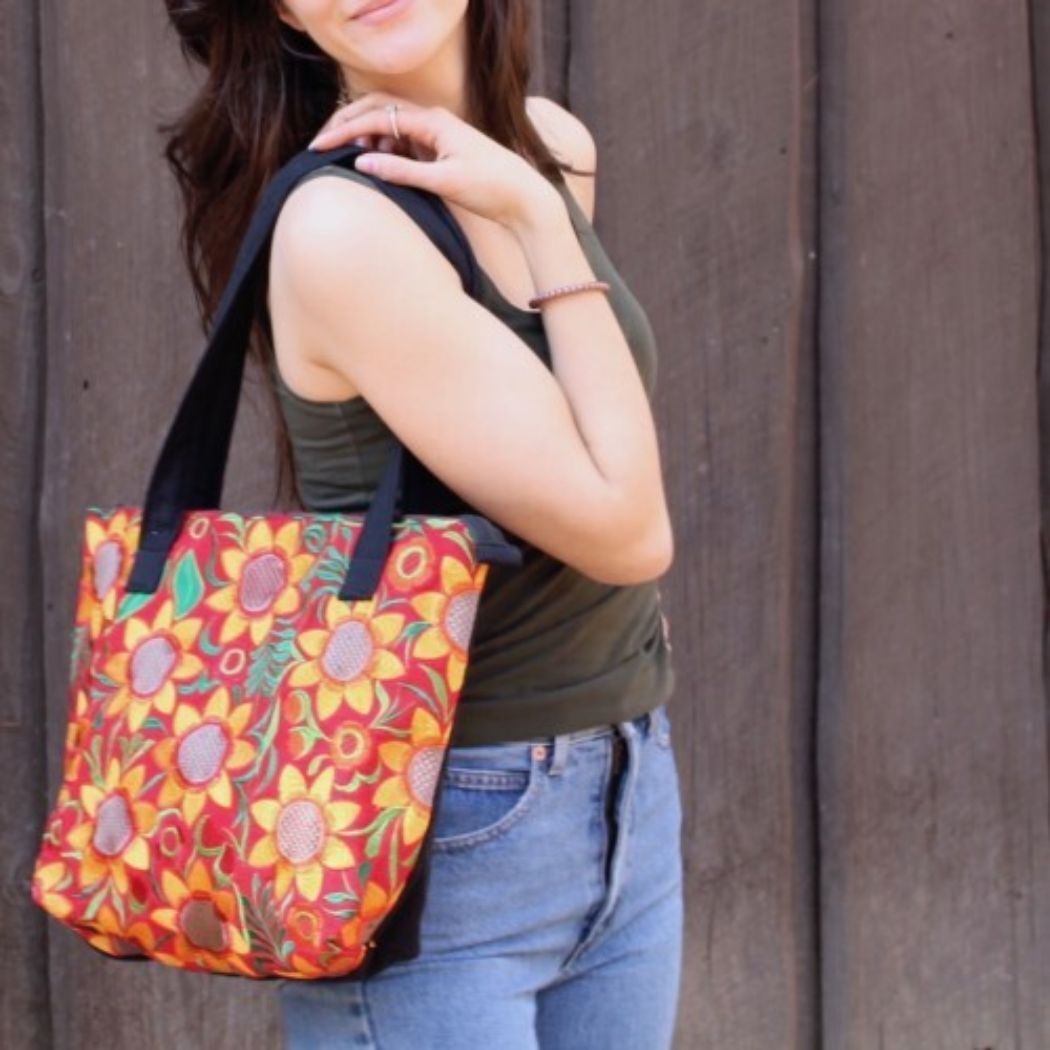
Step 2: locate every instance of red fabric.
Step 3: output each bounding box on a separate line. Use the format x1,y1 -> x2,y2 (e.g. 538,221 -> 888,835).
31,507 -> 489,979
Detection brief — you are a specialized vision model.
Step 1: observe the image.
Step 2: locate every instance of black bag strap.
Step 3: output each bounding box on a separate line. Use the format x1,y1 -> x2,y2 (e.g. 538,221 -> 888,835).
126,144 -> 523,600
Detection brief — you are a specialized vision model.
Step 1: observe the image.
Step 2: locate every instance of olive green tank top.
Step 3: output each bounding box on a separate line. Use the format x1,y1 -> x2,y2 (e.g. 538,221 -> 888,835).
270,163 -> 676,746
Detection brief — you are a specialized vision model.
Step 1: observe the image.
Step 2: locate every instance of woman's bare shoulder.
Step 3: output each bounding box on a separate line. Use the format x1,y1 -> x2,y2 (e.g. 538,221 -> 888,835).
525,95 -> 597,222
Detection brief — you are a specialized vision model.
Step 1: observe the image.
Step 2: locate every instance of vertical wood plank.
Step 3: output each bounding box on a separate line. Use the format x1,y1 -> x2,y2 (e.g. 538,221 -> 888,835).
568,1 -> 820,1046
0,1 -> 54,1044
818,1 -> 1050,1045
36,1 -> 283,1046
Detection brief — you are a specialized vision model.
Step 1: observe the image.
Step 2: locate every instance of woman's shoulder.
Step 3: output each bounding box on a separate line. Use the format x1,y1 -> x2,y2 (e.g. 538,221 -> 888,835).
525,95 -> 597,223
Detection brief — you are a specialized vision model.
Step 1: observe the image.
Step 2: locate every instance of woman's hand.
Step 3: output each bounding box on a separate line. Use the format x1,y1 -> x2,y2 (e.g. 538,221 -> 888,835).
307,91 -> 561,230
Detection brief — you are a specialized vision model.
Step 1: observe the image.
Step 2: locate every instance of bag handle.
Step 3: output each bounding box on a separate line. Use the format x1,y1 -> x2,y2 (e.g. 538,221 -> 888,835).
126,144 -> 523,600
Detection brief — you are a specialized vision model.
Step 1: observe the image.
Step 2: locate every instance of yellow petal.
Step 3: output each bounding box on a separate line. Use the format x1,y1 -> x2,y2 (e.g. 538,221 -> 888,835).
250,799 -> 281,831
103,651 -> 131,683
209,772 -> 232,808
345,678 -> 374,714
81,784 -> 104,818
316,681 -> 345,720
298,629 -> 329,658
219,611 -> 248,644
448,651 -> 466,693
154,598 -> 175,632
325,801 -> 360,832
378,740 -> 411,772
289,661 -> 321,687
309,766 -> 334,805
410,707 -> 442,744
273,587 -> 301,616
127,699 -> 149,732
154,680 -> 177,715
278,764 -> 307,802
296,862 -> 323,902
171,617 -> 204,649
227,702 -> 252,735
187,858 -> 212,894
182,789 -> 206,826
123,617 -> 150,649
274,862 -> 293,900
205,585 -> 237,613
321,836 -> 354,869
152,907 -> 180,932
371,649 -> 405,680
371,613 -> 405,647
414,626 -> 450,660
162,869 -> 189,905
228,739 -> 256,770
173,704 -> 201,736
249,613 -> 273,647
158,775 -> 181,808
409,592 -> 444,624
248,835 -> 278,867
440,555 -> 471,592
274,520 -> 301,557
402,805 -> 427,845
246,518 -> 274,554
373,776 -> 409,809
220,548 -> 247,579
123,837 -> 150,870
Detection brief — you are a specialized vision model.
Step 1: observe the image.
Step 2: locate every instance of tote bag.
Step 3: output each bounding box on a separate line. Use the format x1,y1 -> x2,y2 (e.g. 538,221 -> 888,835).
29,144 -> 524,981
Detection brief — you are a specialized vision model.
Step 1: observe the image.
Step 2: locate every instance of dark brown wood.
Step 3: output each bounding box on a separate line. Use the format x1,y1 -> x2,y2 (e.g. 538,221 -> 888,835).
568,1 -> 821,1046
6,0 -> 1050,1047
818,0 -> 1050,1045
0,2 -> 54,1046
35,0 -> 281,1046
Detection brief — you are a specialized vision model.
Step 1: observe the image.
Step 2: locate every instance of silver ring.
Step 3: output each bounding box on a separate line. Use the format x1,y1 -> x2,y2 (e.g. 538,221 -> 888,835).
385,103 -> 401,141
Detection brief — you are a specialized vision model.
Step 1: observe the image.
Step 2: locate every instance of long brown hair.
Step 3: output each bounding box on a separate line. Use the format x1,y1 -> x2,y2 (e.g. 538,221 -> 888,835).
159,0 -> 586,509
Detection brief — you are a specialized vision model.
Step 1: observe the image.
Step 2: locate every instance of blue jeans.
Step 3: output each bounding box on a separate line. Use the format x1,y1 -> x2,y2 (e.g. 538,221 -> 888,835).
277,702 -> 685,1049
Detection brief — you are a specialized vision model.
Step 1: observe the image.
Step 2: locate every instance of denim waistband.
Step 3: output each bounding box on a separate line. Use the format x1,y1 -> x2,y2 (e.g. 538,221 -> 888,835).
491,707 -> 657,748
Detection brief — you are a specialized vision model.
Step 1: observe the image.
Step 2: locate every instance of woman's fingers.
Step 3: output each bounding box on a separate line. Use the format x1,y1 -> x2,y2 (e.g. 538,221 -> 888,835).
309,99 -> 442,154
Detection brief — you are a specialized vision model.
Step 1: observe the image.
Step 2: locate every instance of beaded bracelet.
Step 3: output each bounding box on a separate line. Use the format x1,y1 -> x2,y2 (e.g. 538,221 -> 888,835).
527,279 -> 611,310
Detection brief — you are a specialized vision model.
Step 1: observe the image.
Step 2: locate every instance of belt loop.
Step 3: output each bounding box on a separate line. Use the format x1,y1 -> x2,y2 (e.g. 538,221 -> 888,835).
548,732 -> 571,776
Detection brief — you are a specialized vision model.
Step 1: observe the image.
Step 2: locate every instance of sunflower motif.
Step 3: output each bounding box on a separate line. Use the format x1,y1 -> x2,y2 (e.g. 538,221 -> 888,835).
289,595 -> 405,720
66,756 -> 158,893
408,556 -> 487,692
373,707 -> 450,847
82,900 -> 156,958
247,764 -> 359,902
102,598 -> 204,732
385,533 -> 438,591
151,858 -> 254,975
152,686 -> 258,825
338,879 -> 394,950
75,510 -> 141,638
62,687 -> 92,781
32,861 -> 74,920
204,519 -> 314,646
328,719 -> 378,775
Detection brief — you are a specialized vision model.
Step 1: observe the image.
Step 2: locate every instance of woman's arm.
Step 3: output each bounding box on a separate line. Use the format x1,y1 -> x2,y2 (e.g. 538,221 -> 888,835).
268,124 -> 673,585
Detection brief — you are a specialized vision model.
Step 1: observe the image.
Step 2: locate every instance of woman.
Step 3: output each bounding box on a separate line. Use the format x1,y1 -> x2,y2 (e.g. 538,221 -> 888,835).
162,1 -> 684,1046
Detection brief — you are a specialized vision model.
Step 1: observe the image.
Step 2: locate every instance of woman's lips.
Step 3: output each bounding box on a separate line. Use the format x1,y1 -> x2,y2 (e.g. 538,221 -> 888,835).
352,0 -> 412,25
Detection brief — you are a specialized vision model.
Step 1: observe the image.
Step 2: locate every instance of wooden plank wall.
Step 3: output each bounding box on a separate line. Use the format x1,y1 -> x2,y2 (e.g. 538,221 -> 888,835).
1,0 -> 1047,1048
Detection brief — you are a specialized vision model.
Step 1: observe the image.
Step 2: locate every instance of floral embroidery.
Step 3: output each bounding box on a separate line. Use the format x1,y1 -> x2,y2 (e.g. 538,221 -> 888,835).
32,508 -> 490,979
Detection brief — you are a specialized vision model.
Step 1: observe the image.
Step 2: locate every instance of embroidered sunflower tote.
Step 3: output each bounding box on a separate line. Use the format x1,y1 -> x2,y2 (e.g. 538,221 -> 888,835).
29,144 -> 523,981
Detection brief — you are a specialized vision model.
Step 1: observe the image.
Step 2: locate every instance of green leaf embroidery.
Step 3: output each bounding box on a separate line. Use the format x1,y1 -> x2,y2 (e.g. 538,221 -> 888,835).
172,550 -> 205,619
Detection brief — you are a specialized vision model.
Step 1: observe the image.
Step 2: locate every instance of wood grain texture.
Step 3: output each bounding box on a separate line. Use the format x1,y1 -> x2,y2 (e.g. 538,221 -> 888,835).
818,1 -> 1050,1045
567,1 -> 820,1046
6,0 -> 1050,1047
35,0 -> 283,1046
0,1 -> 54,1046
